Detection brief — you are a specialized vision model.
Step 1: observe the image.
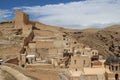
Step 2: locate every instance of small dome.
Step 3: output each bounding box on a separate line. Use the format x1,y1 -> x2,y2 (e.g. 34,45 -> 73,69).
104,54 -> 120,65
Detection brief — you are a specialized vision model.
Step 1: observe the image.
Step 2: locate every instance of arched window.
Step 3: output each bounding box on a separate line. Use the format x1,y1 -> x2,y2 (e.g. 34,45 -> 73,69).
115,73 -> 119,80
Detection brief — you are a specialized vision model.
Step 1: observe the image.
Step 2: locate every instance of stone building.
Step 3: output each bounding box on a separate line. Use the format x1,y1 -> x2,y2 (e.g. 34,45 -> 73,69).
10,10 -> 120,80
7,10 -> 120,80
69,54 -> 91,71
104,54 -> 120,80
67,44 -> 106,80
66,45 -> 120,80
14,10 -> 79,67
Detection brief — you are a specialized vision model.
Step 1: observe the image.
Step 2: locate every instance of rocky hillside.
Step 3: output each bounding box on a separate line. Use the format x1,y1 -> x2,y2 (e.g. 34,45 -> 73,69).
68,25 -> 120,58
0,21 -> 22,60
0,20 -> 120,59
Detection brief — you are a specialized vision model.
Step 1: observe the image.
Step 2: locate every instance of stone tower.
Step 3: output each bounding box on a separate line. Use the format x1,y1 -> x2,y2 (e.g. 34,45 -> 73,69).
15,10 -> 29,29
14,10 -> 34,36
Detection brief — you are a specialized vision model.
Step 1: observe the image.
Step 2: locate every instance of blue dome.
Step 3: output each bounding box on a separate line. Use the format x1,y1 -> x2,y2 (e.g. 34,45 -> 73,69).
104,54 -> 120,65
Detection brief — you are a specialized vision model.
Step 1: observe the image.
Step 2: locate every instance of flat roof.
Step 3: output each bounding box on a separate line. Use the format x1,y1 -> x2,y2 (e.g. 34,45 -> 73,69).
84,68 -> 105,75
26,55 -> 35,58
69,70 -> 83,77
69,67 -> 105,77
0,60 -> 3,62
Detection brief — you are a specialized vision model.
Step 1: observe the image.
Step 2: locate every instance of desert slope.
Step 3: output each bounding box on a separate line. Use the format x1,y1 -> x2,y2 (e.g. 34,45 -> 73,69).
0,20 -> 120,59
68,25 -> 120,58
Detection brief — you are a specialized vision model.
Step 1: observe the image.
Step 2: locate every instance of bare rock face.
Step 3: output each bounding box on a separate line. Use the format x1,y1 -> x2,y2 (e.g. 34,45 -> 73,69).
69,25 -> 120,58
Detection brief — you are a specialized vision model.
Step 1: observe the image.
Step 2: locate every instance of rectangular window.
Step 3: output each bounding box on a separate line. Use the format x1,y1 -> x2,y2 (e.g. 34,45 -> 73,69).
75,68 -> 77,71
74,42 -> 77,44
112,66 -> 114,71
83,52 -> 84,55
116,66 -> 118,71
83,60 -> 85,65
66,43 -> 68,45
74,60 -> 76,64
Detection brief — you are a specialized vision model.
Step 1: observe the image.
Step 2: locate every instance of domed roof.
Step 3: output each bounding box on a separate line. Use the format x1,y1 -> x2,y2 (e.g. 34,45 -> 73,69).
104,54 -> 120,65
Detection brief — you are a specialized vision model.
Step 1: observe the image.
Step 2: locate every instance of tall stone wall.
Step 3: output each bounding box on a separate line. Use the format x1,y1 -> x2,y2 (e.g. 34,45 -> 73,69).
35,22 -> 59,32
34,30 -> 54,37
14,10 -> 35,36
36,41 -> 54,48
15,10 -> 29,29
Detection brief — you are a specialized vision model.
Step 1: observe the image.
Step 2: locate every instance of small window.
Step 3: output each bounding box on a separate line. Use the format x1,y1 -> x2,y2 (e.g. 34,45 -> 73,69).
95,52 -> 98,55
83,52 -> 84,55
66,43 -> 68,45
116,66 -> 118,71
75,68 -> 77,71
74,42 -> 77,44
83,60 -> 85,65
67,39 -> 69,41
63,35 -> 66,37
115,74 -> 119,80
112,65 -> 114,71
74,60 -> 76,64
21,64 -> 25,68
63,38 -> 65,40
92,52 -> 94,55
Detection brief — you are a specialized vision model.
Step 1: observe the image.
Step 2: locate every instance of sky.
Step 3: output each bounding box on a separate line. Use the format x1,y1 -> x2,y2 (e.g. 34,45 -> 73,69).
0,0 -> 120,29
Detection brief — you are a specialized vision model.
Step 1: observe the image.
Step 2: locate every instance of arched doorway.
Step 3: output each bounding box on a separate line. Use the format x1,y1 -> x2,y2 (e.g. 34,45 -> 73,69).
115,73 -> 119,80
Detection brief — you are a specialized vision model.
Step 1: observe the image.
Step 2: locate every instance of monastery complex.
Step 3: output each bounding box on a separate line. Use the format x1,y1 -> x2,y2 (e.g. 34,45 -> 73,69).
0,10 -> 120,80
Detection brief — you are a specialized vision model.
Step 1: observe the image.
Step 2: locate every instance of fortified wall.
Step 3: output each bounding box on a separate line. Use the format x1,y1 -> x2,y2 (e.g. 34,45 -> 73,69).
14,10 -> 81,68
15,10 -> 35,36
